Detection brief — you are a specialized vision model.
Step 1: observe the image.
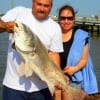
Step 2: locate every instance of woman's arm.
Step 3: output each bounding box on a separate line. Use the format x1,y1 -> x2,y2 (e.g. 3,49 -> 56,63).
63,44 -> 89,76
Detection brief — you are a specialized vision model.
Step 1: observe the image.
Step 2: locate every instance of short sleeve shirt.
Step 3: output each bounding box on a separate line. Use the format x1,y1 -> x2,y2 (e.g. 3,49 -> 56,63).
1,6 -> 63,92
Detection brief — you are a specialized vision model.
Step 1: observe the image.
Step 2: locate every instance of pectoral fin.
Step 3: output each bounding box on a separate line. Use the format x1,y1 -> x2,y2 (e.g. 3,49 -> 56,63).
18,61 -> 26,76
24,60 -> 33,77
12,42 -> 16,50
18,60 -> 33,77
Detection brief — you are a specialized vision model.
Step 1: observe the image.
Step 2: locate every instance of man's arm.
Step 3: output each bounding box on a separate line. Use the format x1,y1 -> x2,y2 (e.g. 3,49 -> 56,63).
0,18 -> 6,33
48,51 -> 61,68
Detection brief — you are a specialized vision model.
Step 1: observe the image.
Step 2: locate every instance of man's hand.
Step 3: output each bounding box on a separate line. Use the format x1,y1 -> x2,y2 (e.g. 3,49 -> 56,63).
5,21 -> 17,33
53,83 -> 70,100
54,83 -> 63,90
53,89 -> 70,100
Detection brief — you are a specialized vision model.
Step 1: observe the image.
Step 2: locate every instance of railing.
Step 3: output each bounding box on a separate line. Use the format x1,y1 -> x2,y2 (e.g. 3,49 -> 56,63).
75,20 -> 100,37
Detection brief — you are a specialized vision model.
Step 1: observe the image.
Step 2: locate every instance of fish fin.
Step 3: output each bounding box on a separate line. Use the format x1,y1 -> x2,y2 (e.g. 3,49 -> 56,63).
72,88 -> 87,100
18,61 -> 25,76
18,60 -> 34,77
24,60 -> 34,77
47,83 -> 55,95
12,42 -> 16,50
66,85 -> 87,100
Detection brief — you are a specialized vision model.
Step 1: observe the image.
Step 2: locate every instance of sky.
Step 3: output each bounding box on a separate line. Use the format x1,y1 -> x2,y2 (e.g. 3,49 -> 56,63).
0,0 -> 100,17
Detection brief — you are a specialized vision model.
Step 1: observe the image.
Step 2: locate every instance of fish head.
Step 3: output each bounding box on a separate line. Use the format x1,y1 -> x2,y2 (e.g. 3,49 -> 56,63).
13,22 -> 35,53
14,22 -> 33,40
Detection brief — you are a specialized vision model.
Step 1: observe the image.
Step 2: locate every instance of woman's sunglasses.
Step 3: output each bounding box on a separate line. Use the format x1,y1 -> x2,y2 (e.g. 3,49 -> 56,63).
59,16 -> 74,21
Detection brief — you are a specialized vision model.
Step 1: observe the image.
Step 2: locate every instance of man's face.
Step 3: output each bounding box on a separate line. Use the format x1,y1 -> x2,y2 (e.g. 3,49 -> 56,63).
32,0 -> 52,20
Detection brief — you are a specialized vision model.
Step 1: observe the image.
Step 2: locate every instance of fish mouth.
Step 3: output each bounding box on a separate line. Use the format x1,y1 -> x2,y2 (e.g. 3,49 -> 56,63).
14,26 -> 19,32
15,45 -> 34,54
14,22 -> 24,32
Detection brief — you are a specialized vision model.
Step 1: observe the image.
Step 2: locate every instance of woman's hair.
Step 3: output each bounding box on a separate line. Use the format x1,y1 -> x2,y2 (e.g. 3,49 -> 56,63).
58,4 -> 76,18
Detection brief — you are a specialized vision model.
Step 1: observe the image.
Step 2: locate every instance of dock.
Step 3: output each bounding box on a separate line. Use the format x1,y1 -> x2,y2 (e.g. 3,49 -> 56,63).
75,20 -> 100,37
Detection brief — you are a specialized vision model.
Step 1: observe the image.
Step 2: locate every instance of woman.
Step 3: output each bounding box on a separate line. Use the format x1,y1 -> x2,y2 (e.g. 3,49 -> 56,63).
58,5 -> 98,94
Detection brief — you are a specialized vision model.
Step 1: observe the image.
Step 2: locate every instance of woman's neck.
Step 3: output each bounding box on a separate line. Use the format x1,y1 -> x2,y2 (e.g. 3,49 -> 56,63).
62,29 -> 73,42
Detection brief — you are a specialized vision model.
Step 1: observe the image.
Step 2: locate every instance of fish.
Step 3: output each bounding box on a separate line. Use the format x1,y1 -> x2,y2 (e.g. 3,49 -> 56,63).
13,22 -> 86,100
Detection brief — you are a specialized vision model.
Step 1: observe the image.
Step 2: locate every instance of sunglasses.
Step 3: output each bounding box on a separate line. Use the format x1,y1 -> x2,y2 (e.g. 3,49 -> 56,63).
59,16 -> 74,21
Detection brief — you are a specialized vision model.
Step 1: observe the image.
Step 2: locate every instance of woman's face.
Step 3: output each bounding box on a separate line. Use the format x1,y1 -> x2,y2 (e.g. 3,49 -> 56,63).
59,9 -> 75,32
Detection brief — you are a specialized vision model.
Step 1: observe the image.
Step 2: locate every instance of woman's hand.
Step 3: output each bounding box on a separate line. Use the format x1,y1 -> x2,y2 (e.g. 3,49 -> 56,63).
63,66 -> 78,76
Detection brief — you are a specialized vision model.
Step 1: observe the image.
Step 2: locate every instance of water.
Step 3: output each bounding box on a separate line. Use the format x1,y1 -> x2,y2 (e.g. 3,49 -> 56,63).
90,37 -> 100,90
0,32 -> 8,100
0,33 -> 100,100
0,32 -> 8,82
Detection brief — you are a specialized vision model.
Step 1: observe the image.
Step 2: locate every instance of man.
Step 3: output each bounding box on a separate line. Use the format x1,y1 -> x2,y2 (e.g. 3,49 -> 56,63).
0,0 -> 63,100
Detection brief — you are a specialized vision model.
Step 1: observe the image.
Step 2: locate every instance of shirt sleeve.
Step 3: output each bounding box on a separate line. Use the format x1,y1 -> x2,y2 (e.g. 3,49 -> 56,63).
1,6 -> 24,22
49,24 -> 63,53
